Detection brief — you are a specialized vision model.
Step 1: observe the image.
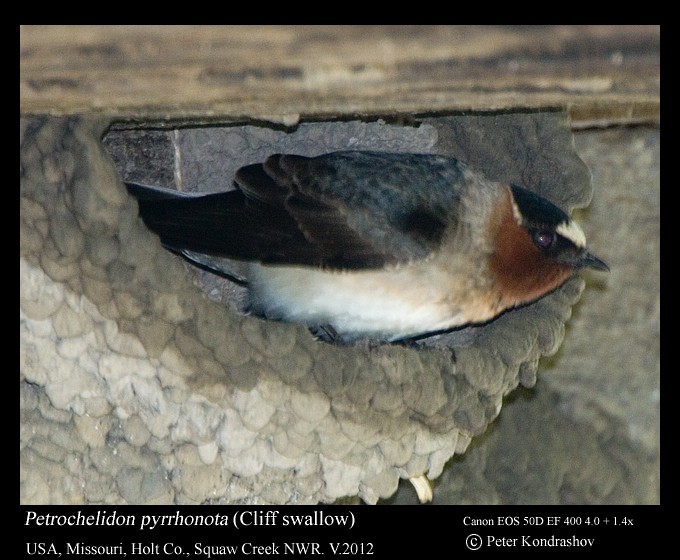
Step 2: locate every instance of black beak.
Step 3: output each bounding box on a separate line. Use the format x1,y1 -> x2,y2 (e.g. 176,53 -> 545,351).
576,250 -> 610,272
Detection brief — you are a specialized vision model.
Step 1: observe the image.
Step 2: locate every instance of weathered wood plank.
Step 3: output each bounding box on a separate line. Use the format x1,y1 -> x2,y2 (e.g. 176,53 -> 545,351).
20,25 -> 659,125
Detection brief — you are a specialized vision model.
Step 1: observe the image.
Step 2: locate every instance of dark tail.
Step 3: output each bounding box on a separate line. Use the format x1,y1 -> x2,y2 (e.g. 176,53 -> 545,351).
125,181 -> 307,266
125,182 -> 256,259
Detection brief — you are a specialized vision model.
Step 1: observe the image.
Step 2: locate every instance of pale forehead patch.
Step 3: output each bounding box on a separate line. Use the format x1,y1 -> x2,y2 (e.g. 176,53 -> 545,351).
510,192 -> 587,248
556,220 -> 587,248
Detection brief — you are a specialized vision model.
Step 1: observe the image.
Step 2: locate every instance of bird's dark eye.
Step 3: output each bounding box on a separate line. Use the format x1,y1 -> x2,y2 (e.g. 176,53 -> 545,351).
533,230 -> 556,250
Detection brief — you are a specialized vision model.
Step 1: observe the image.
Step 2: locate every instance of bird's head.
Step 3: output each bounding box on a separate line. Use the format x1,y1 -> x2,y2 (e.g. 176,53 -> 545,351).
488,184 -> 608,306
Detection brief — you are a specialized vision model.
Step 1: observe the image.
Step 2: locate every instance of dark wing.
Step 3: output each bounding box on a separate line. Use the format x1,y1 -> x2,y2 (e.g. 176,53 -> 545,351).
127,151 -> 468,270
126,180 -> 311,265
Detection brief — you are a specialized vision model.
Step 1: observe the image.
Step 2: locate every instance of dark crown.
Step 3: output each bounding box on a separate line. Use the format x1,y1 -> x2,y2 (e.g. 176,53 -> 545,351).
509,185 -> 570,228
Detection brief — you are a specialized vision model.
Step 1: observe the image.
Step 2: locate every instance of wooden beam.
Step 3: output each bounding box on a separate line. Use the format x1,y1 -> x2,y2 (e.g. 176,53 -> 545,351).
20,26 -> 659,125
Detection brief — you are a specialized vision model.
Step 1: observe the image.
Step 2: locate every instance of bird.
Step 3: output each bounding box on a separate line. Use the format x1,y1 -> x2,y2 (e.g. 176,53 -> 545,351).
126,151 -> 608,343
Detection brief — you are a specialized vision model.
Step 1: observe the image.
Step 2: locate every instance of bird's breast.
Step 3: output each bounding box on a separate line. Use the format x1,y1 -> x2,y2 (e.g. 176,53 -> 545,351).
246,257 -> 498,340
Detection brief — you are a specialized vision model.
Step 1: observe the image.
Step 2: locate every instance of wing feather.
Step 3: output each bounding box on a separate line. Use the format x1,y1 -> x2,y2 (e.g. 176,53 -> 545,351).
127,151 -> 468,270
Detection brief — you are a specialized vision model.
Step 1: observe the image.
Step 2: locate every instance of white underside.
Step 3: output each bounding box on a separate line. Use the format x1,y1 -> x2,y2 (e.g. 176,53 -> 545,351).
246,262 -> 478,340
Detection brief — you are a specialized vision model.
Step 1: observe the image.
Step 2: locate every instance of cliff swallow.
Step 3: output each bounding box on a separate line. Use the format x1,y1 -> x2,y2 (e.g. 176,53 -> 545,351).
126,151 -> 608,342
